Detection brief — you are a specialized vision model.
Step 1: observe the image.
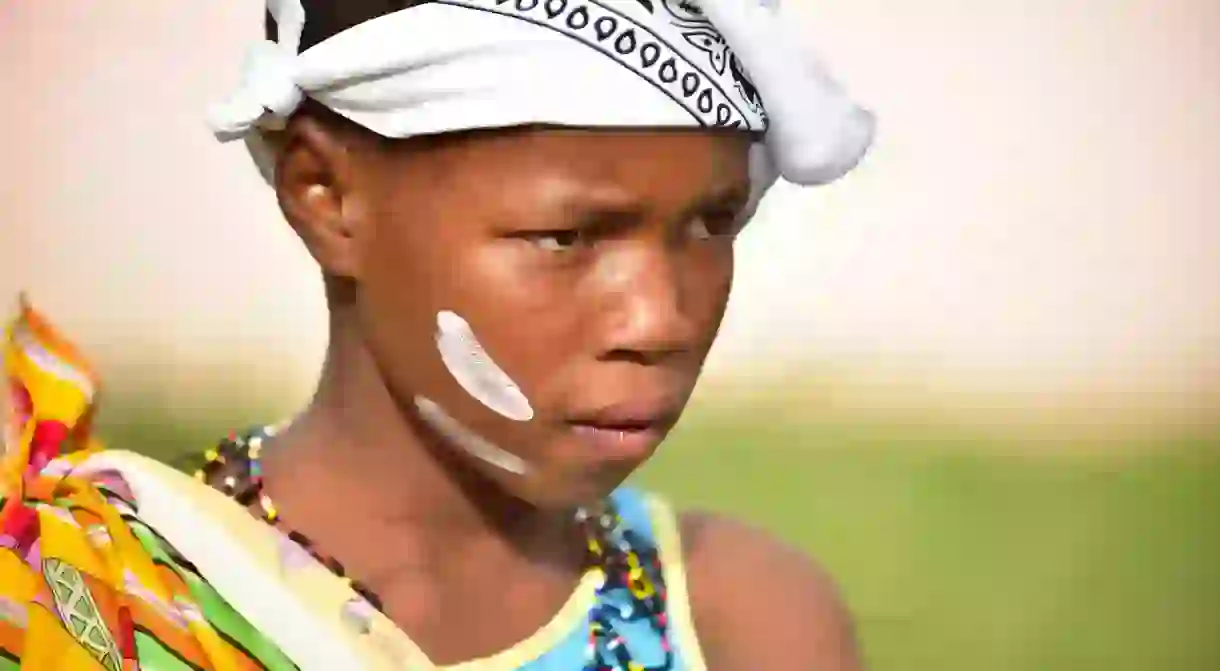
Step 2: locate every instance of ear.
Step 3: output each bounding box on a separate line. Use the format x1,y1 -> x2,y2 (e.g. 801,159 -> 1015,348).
272,114 -> 373,279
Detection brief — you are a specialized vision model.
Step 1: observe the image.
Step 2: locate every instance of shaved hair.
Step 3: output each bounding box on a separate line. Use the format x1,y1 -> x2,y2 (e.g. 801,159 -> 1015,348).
267,0 -> 431,50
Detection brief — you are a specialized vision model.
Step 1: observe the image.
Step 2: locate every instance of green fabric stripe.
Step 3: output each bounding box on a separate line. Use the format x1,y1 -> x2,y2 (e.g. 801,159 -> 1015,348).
95,482 -> 135,503
125,518 -> 203,577
126,519 -> 297,670
134,630 -> 199,671
175,565 -> 298,670
0,648 -> 18,671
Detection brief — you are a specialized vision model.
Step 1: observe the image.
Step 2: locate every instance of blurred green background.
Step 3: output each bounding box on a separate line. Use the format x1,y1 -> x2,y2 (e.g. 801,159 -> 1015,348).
98,399 -> 1220,671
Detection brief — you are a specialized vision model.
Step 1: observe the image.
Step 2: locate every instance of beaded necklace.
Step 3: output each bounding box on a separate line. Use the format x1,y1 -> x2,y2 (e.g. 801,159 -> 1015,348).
192,426 -> 675,670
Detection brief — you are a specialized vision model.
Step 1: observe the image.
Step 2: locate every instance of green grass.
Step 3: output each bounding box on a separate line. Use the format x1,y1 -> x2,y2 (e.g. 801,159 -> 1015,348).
639,416 -> 1220,671
98,407 -> 1220,671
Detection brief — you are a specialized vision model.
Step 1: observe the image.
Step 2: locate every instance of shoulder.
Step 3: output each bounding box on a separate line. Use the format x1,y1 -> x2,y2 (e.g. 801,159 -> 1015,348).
679,509 -> 864,671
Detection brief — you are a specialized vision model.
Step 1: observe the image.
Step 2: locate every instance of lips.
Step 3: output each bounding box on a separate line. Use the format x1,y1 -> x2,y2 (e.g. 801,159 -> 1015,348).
565,398 -> 684,458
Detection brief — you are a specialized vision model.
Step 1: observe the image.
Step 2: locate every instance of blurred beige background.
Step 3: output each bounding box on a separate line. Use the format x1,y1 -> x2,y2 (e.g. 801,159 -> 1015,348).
2,0 -> 1218,437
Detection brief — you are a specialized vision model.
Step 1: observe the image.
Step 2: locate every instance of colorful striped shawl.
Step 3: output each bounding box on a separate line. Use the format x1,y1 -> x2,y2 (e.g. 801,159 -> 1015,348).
0,298 -> 314,670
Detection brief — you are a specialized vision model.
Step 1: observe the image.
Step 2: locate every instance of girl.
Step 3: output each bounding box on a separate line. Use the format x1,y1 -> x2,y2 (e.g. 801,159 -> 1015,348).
0,0 -> 873,668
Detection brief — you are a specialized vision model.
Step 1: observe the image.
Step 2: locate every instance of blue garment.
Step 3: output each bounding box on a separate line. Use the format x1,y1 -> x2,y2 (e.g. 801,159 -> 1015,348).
512,487 -> 702,671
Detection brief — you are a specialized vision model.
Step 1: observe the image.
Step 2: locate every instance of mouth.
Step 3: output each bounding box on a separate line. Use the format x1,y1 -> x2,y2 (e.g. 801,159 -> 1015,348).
564,400 -> 683,459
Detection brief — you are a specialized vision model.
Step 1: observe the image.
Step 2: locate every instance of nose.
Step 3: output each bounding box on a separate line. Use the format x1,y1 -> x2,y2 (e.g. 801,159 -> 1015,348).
595,247 -> 702,365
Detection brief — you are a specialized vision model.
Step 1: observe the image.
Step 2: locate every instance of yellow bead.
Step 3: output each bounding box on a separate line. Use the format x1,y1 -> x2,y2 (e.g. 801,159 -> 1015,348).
262,496 -> 279,521
630,582 -> 655,599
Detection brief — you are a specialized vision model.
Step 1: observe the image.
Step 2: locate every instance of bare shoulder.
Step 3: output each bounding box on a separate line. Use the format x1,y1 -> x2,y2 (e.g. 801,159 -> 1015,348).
679,510 -> 864,671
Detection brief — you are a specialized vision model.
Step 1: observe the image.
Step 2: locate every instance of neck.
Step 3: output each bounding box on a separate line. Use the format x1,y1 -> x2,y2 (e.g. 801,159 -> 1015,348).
259,294 -> 571,570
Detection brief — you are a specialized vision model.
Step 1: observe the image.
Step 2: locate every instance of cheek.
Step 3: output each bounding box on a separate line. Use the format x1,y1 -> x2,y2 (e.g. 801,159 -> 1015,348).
683,239 -> 736,318
435,310 -> 533,421
361,220 -> 587,424
356,220 -> 456,398
448,247 -> 592,399
413,396 -> 528,474
705,247 -> 735,322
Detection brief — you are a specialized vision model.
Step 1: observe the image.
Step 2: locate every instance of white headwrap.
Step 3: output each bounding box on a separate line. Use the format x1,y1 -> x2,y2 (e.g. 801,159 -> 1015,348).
207,0 -> 874,210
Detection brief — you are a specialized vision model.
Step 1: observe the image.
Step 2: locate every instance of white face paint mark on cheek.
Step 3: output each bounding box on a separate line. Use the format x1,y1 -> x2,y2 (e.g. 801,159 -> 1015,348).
413,396 -> 527,475
435,310 -> 534,421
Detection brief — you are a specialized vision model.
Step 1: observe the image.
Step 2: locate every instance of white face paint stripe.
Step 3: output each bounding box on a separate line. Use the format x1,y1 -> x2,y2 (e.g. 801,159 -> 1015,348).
435,310 -> 534,421
413,396 -> 527,475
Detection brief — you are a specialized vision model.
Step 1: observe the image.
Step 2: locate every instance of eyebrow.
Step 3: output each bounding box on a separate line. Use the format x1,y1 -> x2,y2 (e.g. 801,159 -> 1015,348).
557,178 -> 753,221
553,184 -> 647,226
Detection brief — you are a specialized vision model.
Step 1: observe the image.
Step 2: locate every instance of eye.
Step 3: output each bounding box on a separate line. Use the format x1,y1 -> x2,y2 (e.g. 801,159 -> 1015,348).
531,229 -> 583,252
688,208 -> 741,241
689,218 -> 712,241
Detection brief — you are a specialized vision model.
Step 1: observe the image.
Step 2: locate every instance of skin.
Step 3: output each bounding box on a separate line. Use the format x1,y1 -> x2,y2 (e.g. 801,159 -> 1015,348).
251,106 -> 863,669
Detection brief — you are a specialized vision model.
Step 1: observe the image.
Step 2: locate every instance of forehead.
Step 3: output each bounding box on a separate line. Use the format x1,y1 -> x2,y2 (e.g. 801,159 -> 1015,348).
370,127 -> 755,212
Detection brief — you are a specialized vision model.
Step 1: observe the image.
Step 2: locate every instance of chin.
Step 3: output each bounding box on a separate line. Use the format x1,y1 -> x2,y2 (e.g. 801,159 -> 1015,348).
517,460 -> 641,511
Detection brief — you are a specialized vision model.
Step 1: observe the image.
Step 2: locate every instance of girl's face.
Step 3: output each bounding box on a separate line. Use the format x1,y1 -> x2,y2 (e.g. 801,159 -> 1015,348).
290,124 -> 753,506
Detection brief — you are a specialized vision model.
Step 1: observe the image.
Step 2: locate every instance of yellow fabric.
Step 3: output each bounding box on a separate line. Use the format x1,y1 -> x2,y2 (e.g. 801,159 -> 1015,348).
645,494 -> 709,671
112,449 -> 607,671
94,450 -> 406,671
0,299 -> 262,670
2,295 -> 99,490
